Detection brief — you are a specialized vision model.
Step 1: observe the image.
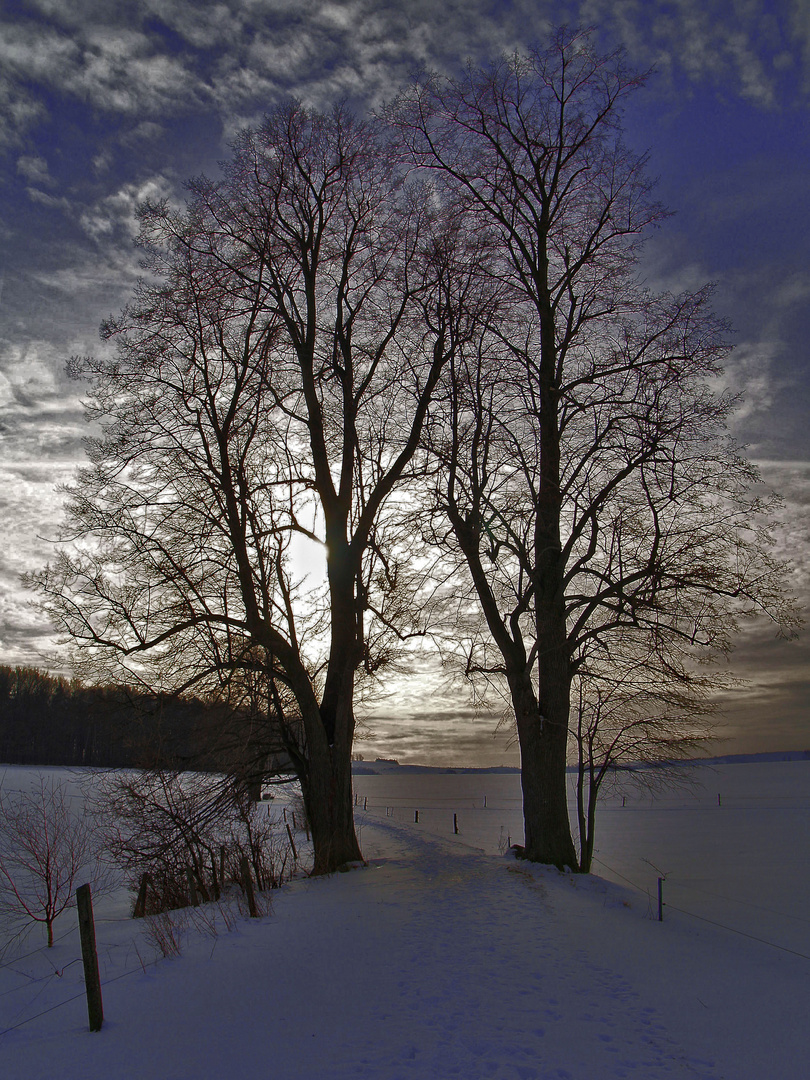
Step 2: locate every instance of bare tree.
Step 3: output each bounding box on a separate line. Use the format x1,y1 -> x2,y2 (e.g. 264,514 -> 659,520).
0,777 -> 103,947
393,30 -> 799,867
32,102 -> 475,874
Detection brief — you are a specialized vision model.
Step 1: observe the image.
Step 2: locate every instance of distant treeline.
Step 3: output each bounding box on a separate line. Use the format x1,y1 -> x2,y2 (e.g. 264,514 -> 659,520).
0,665 -> 228,769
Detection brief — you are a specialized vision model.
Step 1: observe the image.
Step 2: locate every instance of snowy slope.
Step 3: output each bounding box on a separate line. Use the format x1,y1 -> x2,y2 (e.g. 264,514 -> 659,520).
1,762 -> 808,1079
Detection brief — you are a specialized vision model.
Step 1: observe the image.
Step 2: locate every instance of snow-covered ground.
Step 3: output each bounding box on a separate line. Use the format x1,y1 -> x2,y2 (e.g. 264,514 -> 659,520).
1,758 -> 808,1079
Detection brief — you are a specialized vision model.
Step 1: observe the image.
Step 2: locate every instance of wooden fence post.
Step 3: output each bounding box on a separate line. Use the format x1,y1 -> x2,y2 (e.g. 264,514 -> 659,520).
210,854 -> 220,901
240,855 -> 259,918
286,821 -> 299,862
133,872 -> 150,918
76,884 -> 103,1032
186,866 -> 200,906
414,810 -> 419,823
453,813 -> 459,835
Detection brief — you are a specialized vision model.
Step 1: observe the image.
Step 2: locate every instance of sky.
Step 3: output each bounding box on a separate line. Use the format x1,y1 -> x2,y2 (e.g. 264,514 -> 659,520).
0,0 -> 808,765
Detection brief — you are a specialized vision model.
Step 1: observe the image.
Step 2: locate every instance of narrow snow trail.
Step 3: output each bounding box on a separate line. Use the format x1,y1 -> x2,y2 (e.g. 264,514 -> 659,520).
303,817 -> 719,1080
6,818 -> 721,1080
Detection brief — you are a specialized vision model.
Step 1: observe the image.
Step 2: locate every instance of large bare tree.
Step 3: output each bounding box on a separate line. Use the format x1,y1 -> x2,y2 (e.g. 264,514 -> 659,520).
33,102 -> 475,874
393,30 -> 798,868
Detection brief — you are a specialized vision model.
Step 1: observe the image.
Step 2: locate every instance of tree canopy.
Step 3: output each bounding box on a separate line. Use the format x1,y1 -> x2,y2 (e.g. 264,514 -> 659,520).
30,29 -> 799,872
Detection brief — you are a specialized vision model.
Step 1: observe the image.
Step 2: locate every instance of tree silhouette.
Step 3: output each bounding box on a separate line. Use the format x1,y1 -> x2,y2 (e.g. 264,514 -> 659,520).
32,102 -> 475,873
393,29 -> 798,867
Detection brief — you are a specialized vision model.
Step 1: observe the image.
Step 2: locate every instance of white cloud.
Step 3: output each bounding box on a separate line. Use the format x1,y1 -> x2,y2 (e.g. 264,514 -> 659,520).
0,339 -> 87,441
29,251 -> 141,300
721,340 -> 779,427
1,0 -> 806,158
25,188 -> 72,212
787,0 -> 810,92
67,27 -> 204,113
0,454 -> 83,668
78,175 -> 175,242
0,23 -> 82,80
754,459 -> 810,596
143,0 -> 247,50
0,15 -> 207,127
0,73 -> 48,148
578,0 -> 800,105
120,120 -> 166,146
0,344 -> 62,408
772,271 -> 810,311
16,154 -> 52,185
316,1 -> 364,33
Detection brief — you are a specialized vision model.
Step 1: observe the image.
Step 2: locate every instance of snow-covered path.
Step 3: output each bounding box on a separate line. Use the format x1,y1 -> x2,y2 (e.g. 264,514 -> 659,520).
314,818 -> 717,1080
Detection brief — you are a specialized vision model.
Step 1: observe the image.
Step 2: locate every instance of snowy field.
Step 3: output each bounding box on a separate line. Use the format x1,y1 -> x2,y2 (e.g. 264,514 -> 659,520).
1,758 -> 808,1079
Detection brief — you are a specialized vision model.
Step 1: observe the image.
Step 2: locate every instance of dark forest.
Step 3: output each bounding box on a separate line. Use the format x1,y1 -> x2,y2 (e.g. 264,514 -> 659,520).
0,665 -> 261,772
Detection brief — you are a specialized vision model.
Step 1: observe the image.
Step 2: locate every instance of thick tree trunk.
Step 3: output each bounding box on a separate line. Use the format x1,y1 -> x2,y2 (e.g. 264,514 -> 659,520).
262,630 -> 363,876
513,382 -> 579,871
296,538 -> 364,875
449,504 -> 579,871
510,671 -> 578,870
301,737 -> 362,875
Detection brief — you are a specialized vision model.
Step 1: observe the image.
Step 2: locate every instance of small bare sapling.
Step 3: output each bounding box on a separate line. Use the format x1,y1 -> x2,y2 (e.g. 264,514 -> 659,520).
0,776 -> 104,947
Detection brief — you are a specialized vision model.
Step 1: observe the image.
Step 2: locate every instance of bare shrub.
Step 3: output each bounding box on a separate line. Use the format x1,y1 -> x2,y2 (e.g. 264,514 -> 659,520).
92,770 -> 295,914
143,910 -> 186,958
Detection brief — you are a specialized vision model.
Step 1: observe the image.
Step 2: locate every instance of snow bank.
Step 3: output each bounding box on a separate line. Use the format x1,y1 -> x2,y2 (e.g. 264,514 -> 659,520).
1,760 -> 808,1078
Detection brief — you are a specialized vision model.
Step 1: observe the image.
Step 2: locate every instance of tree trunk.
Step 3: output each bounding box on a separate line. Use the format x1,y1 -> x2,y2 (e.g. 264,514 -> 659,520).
301,740 -> 362,875
298,541 -> 364,875
582,778 -> 597,875
511,671 -> 578,870
450,505 -> 579,871
257,593 -> 363,875
576,733 -> 588,872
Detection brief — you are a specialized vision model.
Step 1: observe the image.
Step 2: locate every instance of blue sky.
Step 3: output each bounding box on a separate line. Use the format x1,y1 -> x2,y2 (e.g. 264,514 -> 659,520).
0,0 -> 808,764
